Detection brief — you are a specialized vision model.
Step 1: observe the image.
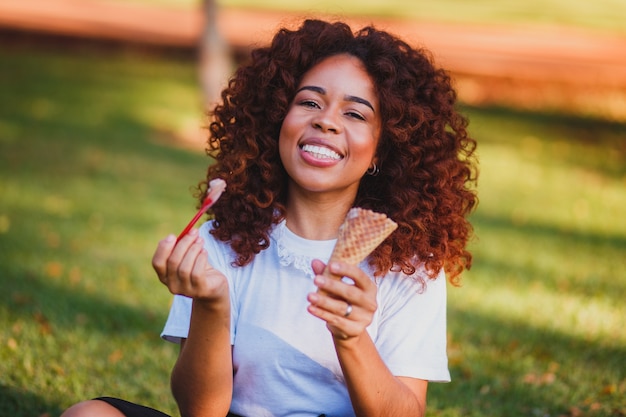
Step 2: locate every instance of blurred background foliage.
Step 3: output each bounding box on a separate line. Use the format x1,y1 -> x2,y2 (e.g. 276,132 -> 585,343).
119,0 -> 626,35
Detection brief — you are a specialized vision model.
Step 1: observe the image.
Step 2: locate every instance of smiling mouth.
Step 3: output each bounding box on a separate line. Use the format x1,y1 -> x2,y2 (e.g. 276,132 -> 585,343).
301,144 -> 343,161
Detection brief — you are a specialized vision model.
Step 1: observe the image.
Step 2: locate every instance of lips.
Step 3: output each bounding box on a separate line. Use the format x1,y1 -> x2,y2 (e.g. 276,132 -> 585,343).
300,144 -> 343,161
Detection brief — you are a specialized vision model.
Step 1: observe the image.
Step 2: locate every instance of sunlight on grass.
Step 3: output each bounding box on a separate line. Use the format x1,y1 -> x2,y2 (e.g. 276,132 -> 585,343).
477,143 -> 626,236
441,107 -> 626,416
452,281 -> 624,343
0,45 -> 206,416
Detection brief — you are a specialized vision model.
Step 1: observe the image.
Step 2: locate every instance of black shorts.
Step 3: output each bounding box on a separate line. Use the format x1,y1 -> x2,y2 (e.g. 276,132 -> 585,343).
95,397 -> 243,417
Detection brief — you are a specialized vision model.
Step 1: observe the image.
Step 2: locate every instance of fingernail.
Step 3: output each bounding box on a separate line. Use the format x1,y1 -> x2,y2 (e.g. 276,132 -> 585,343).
165,234 -> 176,242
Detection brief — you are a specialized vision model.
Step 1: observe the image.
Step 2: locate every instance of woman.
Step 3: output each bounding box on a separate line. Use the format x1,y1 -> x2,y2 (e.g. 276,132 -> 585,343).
62,18 -> 477,417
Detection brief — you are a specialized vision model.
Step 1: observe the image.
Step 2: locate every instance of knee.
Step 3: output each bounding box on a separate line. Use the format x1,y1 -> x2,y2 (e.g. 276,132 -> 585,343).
61,400 -> 124,417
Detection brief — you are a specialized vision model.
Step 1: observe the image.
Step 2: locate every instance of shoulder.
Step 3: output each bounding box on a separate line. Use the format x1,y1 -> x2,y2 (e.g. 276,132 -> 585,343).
377,262 -> 445,294
375,264 -> 447,314
198,220 -> 237,270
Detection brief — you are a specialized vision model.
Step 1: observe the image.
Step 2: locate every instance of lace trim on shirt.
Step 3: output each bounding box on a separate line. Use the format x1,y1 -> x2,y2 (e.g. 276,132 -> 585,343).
271,221 -> 431,288
272,221 -> 318,279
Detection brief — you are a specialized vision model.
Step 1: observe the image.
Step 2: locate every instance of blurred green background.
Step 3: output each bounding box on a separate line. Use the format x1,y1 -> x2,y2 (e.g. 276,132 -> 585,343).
0,1 -> 625,416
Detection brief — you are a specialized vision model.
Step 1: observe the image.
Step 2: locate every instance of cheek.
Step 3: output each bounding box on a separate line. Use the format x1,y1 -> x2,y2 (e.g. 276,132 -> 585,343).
279,111 -> 298,142
353,129 -> 379,160
278,117 -> 296,163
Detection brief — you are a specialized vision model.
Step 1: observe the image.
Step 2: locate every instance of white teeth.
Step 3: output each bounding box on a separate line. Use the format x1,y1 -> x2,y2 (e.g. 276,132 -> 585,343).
301,144 -> 342,160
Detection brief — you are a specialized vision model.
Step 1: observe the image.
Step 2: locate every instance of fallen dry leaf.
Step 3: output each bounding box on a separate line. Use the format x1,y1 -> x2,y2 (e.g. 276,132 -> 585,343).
108,349 -> 124,364
33,311 -> 52,335
45,261 -> 63,278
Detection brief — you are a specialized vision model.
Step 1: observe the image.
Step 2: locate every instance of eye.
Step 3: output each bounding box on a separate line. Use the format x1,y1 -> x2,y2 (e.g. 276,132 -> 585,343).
345,110 -> 366,121
298,99 -> 320,109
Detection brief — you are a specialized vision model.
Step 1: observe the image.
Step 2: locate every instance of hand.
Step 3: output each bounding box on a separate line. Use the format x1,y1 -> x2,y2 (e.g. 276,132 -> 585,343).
307,259 -> 378,341
152,228 -> 228,303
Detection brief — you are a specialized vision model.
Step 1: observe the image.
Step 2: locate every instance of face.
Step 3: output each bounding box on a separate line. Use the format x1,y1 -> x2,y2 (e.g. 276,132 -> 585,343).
279,54 -> 381,200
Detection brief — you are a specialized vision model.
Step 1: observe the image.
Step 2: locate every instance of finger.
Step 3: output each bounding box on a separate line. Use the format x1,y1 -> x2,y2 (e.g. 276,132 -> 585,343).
311,258 -> 326,276
308,289 -> 355,318
313,272 -> 358,301
327,261 -> 375,291
343,302 -> 353,318
313,270 -> 377,316
165,229 -> 200,276
188,248 -> 220,294
175,236 -> 205,281
152,234 -> 177,277
306,300 -> 359,340
307,299 -> 353,323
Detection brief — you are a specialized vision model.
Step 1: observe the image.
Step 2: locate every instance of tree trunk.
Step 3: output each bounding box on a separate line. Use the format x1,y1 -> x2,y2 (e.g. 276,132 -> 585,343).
198,0 -> 232,110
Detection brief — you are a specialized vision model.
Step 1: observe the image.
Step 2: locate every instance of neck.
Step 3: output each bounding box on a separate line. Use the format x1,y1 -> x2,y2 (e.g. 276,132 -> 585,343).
284,190 -> 355,240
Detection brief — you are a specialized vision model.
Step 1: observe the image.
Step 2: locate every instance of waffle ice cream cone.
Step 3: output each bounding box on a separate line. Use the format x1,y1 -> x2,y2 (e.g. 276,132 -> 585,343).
322,207 -> 398,282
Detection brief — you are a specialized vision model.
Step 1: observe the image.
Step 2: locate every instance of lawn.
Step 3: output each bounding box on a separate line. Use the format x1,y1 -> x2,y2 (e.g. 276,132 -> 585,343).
0,37 -> 625,417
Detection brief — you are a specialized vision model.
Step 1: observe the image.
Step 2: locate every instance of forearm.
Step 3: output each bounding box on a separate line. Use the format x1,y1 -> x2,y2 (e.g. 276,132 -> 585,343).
335,334 -> 427,417
171,298 -> 232,417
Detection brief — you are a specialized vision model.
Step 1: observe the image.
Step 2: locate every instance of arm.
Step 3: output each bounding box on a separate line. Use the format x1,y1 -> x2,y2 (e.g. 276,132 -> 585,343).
153,229 -> 233,417
334,333 -> 427,416
308,260 -> 428,417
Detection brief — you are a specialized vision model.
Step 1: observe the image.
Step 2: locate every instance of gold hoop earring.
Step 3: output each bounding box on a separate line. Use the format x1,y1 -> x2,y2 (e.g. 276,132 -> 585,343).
367,163 -> 379,176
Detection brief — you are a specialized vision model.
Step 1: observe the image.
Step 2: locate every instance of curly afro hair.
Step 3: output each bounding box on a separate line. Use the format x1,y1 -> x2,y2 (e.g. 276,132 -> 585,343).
200,19 -> 478,284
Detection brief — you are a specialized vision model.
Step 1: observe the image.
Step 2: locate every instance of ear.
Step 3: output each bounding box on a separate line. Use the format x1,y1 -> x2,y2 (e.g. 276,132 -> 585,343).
368,153 -> 379,169
366,158 -> 380,176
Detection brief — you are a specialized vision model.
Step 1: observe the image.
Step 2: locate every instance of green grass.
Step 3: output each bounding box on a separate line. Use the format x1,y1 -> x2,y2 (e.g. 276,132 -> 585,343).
1,41 -> 625,417
113,0 -> 626,35
430,108 -> 626,416
0,43 -> 206,416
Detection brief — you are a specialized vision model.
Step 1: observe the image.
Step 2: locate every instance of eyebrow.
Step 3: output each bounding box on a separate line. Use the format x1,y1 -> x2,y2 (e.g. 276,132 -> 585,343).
296,86 -> 376,113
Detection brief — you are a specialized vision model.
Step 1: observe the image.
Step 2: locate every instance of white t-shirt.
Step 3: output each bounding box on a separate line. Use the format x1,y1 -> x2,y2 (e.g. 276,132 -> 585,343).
162,220 -> 450,417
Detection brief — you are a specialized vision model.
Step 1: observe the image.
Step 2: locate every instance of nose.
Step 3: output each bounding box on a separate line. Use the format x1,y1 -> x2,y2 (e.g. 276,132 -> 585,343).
312,107 -> 342,133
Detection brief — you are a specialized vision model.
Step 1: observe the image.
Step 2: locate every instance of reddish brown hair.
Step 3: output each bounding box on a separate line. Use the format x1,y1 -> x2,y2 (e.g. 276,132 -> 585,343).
201,19 -> 478,283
